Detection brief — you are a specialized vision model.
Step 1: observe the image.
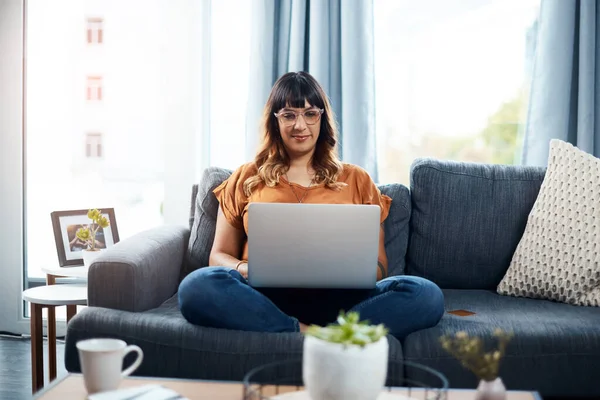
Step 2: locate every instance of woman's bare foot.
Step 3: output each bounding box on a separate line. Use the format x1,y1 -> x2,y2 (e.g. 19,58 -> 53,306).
299,322 -> 309,333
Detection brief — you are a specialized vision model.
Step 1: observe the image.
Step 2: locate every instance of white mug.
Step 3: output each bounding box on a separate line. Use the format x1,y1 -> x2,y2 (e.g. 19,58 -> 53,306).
77,338 -> 144,394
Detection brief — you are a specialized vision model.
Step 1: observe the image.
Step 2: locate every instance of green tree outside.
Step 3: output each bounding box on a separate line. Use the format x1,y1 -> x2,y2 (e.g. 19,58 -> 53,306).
479,88 -> 528,165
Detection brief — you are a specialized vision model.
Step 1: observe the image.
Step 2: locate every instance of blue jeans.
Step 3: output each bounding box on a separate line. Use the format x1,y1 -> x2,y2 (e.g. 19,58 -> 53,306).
178,267 -> 444,339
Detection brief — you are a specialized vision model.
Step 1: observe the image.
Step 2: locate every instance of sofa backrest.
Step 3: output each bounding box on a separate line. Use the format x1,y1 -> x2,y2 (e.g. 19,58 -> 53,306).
406,158 -> 546,290
184,166 -> 412,278
378,183 -> 411,276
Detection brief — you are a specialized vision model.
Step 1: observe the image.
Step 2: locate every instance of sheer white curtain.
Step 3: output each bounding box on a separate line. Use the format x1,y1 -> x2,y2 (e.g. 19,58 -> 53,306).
207,0 -> 253,171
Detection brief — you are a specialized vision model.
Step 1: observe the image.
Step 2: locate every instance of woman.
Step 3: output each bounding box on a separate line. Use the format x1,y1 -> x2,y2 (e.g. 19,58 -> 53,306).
179,71 -> 444,338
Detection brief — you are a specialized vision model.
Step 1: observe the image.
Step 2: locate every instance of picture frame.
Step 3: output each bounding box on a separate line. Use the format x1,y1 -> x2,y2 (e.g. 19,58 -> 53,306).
51,208 -> 120,267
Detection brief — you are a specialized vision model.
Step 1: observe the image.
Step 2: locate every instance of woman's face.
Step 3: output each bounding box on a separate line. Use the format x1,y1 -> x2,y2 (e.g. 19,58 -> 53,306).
276,100 -> 322,159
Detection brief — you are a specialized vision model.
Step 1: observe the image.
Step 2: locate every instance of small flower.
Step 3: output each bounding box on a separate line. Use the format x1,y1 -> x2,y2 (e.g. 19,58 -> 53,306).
76,227 -> 91,242
97,215 -> 110,228
79,209 -> 111,250
439,329 -> 512,382
87,209 -> 100,221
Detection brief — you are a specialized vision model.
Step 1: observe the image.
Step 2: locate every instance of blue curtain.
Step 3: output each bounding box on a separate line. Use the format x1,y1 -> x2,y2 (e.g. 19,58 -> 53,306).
522,0 -> 600,166
245,0 -> 378,180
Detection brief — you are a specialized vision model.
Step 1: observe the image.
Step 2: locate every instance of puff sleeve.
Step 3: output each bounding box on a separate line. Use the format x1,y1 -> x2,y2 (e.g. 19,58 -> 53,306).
212,165 -> 251,230
357,168 -> 392,224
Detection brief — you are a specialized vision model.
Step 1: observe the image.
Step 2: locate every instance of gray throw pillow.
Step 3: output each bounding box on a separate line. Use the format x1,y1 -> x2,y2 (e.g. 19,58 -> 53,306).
183,167 -> 232,278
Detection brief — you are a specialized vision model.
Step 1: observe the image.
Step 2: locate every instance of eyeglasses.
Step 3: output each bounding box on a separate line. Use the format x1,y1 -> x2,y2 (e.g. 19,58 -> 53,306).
274,108 -> 324,126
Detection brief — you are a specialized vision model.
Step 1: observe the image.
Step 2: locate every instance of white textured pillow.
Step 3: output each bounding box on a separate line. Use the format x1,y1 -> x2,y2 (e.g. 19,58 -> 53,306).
497,139 -> 600,306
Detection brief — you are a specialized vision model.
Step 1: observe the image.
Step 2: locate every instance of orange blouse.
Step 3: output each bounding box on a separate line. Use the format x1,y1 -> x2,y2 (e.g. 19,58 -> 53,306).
213,162 -> 392,261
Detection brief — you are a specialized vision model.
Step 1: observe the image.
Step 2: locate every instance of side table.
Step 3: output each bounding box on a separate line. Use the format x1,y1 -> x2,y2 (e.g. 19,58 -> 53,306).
22,283 -> 87,393
41,265 -> 88,283
41,266 -> 88,353
41,265 -> 89,379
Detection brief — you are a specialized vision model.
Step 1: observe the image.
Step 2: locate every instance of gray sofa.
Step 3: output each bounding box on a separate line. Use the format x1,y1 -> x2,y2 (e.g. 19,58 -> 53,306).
64,159 -> 600,398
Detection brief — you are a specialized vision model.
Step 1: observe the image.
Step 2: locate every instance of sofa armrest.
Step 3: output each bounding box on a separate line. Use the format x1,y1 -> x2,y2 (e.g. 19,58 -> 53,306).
88,225 -> 190,312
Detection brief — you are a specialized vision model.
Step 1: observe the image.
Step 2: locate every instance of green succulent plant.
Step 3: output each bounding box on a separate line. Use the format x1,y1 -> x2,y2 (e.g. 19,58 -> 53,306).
304,311 -> 388,347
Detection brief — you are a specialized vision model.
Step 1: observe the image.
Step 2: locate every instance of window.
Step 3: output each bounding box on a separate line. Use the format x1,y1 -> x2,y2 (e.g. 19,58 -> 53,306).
86,76 -> 102,101
87,17 -> 103,44
374,0 -> 541,185
85,133 -> 103,158
26,1 -> 205,282
208,0 -> 252,169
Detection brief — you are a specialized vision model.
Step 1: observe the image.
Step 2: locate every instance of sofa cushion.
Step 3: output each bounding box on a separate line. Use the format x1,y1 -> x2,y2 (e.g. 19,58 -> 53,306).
403,289 -> 600,397
407,158 -> 546,289
184,167 -> 232,278
185,167 -> 411,277
65,294 -> 403,380
498,140 -> 600,306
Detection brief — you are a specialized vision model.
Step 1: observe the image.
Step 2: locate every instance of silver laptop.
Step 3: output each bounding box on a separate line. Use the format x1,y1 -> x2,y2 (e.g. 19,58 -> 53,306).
247,202 -> 381,289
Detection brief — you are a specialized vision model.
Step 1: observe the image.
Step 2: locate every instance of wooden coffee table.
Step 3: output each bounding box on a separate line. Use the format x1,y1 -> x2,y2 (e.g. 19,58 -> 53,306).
34,374 -> 542,400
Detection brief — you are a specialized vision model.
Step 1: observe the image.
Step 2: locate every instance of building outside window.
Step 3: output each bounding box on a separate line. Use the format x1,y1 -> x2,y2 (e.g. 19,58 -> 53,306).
87,17 -> 103,44
86,76 -> 102,101
85,132 -> 102,158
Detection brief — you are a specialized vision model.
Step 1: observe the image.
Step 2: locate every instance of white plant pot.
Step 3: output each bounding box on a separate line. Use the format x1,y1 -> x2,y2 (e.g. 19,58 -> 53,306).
475,377 -> 506,400
82,249 -> 102,267
303,335 -> 389,400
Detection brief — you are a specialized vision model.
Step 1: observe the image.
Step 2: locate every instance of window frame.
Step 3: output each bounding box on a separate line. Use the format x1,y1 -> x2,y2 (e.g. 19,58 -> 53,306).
0,0 -> 29,335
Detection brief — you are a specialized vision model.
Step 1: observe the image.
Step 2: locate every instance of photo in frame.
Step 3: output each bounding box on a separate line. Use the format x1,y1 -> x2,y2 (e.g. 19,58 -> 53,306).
51,208 -> 120,267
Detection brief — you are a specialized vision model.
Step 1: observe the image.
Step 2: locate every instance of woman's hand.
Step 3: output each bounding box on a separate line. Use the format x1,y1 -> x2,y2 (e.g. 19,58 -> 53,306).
236,262 -> 248,279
